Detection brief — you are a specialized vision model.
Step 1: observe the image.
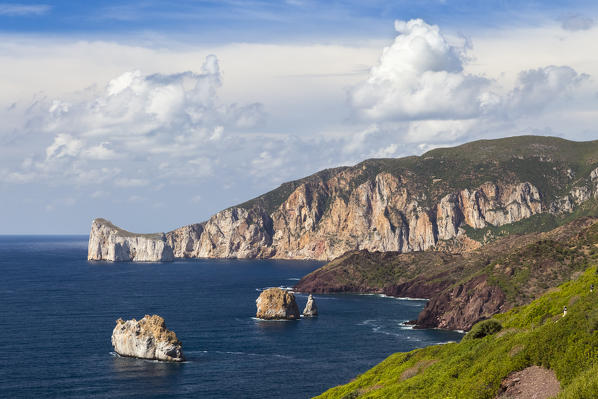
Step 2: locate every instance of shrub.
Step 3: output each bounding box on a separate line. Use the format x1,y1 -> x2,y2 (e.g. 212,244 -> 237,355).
464,319 -> 503,340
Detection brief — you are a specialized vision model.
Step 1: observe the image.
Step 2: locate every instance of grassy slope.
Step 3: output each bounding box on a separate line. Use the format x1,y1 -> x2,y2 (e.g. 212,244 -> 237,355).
317,266 -> 598,399
237,136 -> 598,215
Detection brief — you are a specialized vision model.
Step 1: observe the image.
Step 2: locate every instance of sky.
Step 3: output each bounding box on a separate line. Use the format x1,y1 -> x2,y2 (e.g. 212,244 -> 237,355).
1,1 -> 597,234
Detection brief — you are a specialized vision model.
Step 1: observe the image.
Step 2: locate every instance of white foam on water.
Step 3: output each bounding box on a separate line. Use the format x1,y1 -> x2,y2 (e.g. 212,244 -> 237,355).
251,317 -> 296,322
398,321 -> 415,330
109,351 -> 189,363
258,286 -> 295,292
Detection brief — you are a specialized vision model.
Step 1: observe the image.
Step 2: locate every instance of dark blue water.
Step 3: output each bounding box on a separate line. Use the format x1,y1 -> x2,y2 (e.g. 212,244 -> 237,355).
0,236 -> 463,398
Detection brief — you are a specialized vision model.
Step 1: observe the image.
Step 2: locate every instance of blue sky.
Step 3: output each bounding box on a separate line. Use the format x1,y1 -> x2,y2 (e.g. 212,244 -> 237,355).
2,1 -> 597,39
0,1 -> 597,234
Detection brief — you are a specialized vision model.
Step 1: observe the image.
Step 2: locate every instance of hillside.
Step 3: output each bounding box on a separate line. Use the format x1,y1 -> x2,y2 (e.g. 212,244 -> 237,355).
295,215 -> 598,330
317,265 -> 598,399
89,135 -> 598,261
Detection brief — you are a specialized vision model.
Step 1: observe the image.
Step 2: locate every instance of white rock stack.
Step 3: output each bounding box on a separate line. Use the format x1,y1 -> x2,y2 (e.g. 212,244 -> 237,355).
302,294 -> 318,317
111,315 -> 184,362
88,218 -> 174,262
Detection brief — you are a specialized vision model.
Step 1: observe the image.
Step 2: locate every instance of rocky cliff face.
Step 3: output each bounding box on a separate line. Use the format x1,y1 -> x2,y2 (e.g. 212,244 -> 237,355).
163,176 -> 544,261
415,275 -> 507,330
89,137 -> 598,262
111,315 -> 184,361
255,288 -> 300,320
88,219 -> 174,262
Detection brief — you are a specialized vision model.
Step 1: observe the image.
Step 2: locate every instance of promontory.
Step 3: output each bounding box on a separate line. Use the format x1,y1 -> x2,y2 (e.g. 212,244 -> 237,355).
89,136 -> 598,262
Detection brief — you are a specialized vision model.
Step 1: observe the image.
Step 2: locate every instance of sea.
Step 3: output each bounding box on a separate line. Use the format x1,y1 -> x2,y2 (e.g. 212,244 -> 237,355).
0,235 -> 463,398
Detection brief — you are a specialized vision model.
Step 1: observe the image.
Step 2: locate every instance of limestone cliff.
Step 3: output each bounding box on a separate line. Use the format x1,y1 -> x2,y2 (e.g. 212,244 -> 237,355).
88,218 -> 174,262
111,315 -> 184,361
89,136 -> 598,261
162,176 -> 544,261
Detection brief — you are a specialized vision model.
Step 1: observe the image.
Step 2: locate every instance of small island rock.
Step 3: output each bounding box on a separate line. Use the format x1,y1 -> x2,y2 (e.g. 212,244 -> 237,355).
256,288 -> 300,320
111,315 -> 184,362
303,294 -> 318,317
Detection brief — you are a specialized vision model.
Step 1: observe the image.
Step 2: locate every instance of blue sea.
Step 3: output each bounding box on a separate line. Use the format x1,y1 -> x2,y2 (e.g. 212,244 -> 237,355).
0,236 -> 463,398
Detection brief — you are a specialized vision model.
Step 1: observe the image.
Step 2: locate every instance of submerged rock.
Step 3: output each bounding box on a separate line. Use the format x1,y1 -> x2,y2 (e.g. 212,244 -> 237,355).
302,294 -> 318,317
111,315 -> 184,362
256,288 -> 300,320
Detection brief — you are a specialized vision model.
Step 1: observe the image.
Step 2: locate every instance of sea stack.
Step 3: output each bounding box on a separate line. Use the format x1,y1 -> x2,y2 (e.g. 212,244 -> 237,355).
256,288 -> 300,320
302,294 -> 318,317
88,218 -> 174,262
111,315 -> 184,362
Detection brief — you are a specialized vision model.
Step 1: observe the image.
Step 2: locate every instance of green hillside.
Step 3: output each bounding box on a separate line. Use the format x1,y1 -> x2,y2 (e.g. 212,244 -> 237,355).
317,265 -> 598,399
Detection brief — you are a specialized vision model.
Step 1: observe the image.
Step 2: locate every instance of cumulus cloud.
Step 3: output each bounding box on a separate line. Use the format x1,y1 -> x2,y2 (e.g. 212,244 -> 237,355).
347,19 -> 593,148
506,66 -> 589,114
349,19 -> 498,122
1,55 -> 265,186
561,15 -> 595,31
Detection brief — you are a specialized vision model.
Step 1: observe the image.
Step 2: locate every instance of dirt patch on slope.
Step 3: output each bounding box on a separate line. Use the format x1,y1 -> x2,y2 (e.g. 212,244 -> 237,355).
496,366 -> 560,399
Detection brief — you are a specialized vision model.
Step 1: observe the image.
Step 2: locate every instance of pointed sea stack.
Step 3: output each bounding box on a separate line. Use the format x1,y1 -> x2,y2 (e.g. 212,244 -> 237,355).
256,288 -> 300,320
302,294 -> 318,317
111,315 -> 184,362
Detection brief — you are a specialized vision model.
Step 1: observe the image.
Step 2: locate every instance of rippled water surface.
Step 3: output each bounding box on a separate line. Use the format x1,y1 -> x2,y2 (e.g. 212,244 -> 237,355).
0,236 -> 463,398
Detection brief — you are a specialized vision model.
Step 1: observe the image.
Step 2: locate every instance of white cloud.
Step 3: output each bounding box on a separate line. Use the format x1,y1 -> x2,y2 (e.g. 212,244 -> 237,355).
345,19 -> 594,151
45,134 -> 83,159
349,19 -> 497,122
506,66 -> 589,114
1,55 -> 264,187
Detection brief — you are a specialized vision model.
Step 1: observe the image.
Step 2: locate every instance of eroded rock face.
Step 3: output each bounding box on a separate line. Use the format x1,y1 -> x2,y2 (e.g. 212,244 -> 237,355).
167,208 -> 275,259
88,219 -> 174,262
162,175 -> 544,261
416,275 -> 508,331
111,315 -> 184,362
302,294 -> 318,317
255,288 -> 300,320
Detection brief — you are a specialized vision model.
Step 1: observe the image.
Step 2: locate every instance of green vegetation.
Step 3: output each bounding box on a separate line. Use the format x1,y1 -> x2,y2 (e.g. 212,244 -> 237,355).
295,249 -> 459,293
463,319 -> 502,340
317,266 -> 598,399
94,218 -> 164,239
